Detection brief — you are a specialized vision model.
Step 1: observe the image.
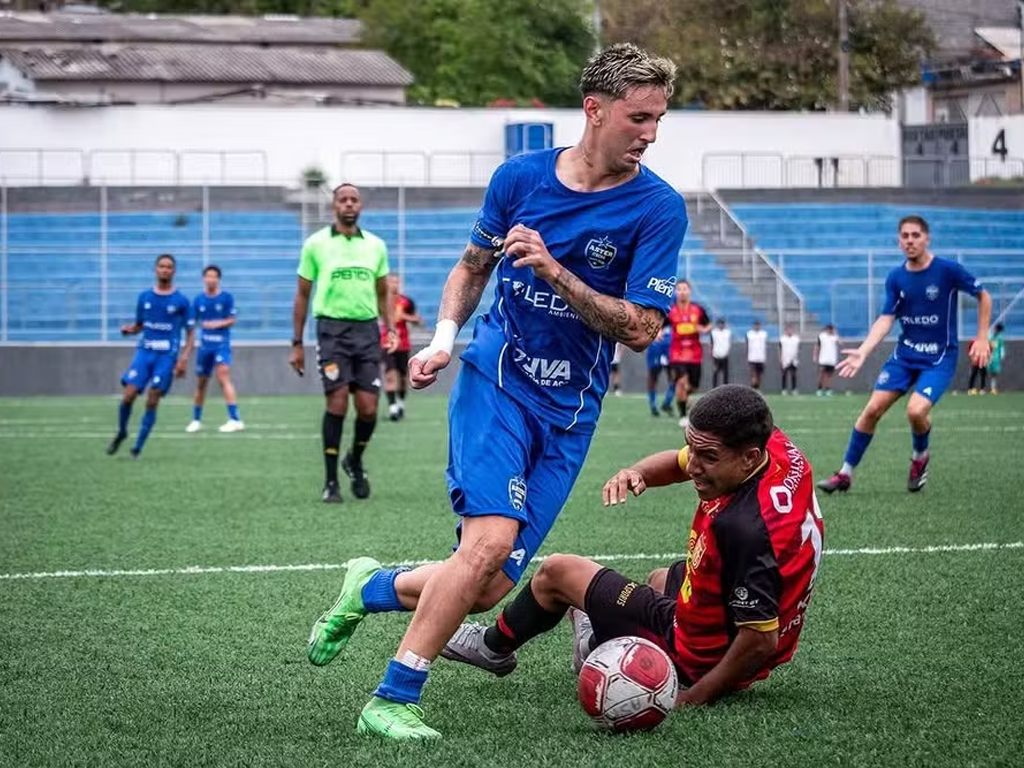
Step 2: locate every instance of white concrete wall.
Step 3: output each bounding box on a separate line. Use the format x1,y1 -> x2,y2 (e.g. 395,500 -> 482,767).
37,81 -> 406,106
969,115 -> 1024,180
0,104 -> 903,188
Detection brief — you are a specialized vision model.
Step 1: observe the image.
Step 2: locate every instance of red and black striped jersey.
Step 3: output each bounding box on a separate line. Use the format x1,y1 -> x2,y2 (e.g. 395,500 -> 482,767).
671,428 -> 824,687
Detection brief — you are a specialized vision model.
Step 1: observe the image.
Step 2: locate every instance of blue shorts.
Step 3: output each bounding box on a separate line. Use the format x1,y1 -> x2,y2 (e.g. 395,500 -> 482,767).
195,345 -> 232,377
875,356 -> 956,404
121,349 -> 176,395
446,363 -> 594,584
646,347 -> 669,371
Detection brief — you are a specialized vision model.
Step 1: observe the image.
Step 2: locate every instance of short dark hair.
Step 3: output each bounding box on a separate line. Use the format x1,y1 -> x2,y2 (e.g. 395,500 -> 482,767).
332,183 -> 359,197
203,265 -> 222,277
898,215 -> 929,234
689,385 -> 774,452
155,253 -> 175,266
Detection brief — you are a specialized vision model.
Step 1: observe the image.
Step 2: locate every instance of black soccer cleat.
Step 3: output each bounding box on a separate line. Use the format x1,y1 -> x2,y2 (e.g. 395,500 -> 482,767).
661,403 -> 674,416
817,472 -> 851,494
129,447 -> 141,460
342,453 -> 371,499
322,481 -> 343,504
650,407 -> 660,417
907,455 -> 929,493
106,432 -> 127,455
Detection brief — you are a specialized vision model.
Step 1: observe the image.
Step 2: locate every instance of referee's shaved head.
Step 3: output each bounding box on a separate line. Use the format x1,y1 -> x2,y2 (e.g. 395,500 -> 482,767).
690,385 -> 773,452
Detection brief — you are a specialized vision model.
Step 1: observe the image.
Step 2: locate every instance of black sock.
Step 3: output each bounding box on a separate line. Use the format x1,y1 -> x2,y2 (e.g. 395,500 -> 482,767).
677,399 -> 687,418
483,580 -> 567,655
322,411 -> 344,484
386,390 -> 396,406
351,417 -> 376,463
398,386 -> 406,401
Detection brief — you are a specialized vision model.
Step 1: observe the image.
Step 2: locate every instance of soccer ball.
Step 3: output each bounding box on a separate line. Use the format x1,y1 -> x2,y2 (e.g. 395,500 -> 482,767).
577,636 -> 678,733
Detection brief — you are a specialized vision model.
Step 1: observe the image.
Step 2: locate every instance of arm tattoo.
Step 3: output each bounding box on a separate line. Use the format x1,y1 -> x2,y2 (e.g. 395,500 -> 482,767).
551,268 -> 664,351
437,242 -> 498,328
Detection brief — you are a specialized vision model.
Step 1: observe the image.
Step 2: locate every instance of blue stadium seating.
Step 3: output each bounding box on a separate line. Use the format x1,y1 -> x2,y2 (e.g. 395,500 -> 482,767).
730,203 -> 1024,337
3,207 -> 761,342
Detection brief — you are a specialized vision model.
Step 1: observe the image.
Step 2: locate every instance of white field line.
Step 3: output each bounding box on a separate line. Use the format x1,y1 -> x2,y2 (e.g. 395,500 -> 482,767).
1,541 -> 1020,582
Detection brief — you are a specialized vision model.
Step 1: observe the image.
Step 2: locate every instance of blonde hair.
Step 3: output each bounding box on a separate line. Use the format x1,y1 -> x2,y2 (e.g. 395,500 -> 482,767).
579,43 -> 677,100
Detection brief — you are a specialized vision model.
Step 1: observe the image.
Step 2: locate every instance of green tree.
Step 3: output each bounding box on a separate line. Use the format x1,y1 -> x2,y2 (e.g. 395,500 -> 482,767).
603,0 -> 934,111
359,0 -> 595,106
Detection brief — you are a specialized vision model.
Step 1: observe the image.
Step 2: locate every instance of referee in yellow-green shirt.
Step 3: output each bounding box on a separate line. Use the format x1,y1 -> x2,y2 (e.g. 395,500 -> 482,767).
290,183 -> 398,503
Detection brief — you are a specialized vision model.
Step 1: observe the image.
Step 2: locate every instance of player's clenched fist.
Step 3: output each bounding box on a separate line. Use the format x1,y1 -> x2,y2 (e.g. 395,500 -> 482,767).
602,468 -> 647,507
409,349 -> 451,389
504,224 -> 562,283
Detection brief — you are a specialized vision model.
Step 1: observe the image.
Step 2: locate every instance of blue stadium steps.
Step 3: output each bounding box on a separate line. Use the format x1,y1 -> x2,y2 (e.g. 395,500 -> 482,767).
729,203 -> 1024,338
4,207 -> 757,342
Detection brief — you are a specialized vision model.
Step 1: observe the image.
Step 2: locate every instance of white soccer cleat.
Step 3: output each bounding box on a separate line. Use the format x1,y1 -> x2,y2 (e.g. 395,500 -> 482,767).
185,420 -> 203,433
388,403 -> 401,422
678,416 -> 689,430
219,420 -> 245,433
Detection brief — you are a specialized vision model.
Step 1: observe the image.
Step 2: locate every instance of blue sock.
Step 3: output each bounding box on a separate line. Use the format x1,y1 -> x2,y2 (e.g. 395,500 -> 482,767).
227,403 -> 240,421
361,569 -> 410,613
375,659 -> 428,705
117,402 -> 132,435
647,390 -> 656,409
663,387 -> 674,408
912,429 -> 930,455
134,408 -> 157,452
843,428 -> 873,468
193,405 -> 203,421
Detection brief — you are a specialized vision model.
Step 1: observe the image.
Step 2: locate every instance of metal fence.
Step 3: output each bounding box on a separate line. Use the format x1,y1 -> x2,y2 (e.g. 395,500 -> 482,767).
2,183 -> 1022,344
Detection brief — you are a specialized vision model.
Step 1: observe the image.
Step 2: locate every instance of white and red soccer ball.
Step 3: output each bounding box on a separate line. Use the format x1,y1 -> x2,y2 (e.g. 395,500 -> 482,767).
577,636 -> 678,733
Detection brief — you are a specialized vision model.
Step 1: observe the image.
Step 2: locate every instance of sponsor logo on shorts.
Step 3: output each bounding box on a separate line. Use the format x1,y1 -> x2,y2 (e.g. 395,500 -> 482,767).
877,370 -> 890,386
508,475 -> 527,511
616,581 -> 638,607
585,235 -> 617,269
323,363 -> 340,381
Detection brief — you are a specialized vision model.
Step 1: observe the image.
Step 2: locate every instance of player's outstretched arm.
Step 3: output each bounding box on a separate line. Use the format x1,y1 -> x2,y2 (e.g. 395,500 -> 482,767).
969,290 -> 993,368
677,627 -> 778,707
602,449 -> 688,506
837,314 -> 894,378
409,242 -> 499,389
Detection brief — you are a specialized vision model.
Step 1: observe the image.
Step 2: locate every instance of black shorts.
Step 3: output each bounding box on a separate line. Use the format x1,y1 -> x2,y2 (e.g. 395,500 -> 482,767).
385,349 -> 410,375
315,317 -> 382,394
750,362 -> 765,374
670,362 -> 702,389
819,364 -> 836,374
583,562 -> 691,684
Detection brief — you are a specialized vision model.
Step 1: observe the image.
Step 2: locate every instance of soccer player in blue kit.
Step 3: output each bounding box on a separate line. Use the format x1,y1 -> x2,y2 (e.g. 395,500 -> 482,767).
186,265 -> 244,433
107,254 -> 194,458
646,322 -> 675,417
304,43 -> 688,739
817,215 -> 991,494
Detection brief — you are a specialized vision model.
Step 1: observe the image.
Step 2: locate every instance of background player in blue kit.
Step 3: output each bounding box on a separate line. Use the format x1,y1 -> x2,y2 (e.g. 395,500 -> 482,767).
646,322 -> 675,416
818,215 -> 991,494
186,265 -> 244,433
107,254 -> 194,458
304,43 -> 688,739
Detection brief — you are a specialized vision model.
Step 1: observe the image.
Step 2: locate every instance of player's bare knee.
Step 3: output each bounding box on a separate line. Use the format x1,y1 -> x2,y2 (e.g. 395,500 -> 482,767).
457,533 -> 514,583
907,401 -> 931,424
646,567 -> 669,592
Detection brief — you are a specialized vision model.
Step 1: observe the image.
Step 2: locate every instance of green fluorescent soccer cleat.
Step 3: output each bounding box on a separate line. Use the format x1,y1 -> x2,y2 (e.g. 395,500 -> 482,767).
306,556 -> 382,666
357,697 -> 441,740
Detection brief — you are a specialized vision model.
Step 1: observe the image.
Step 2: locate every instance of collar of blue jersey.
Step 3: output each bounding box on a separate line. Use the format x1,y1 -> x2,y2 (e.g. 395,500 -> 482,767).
331,225 -> 364,239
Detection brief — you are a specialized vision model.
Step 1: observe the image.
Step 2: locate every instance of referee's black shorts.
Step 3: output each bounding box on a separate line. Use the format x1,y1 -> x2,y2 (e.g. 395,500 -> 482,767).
315,317 -> 382,394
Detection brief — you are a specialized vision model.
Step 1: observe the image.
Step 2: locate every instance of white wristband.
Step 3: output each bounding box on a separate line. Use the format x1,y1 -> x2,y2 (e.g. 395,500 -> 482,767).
412,319 -> 459,362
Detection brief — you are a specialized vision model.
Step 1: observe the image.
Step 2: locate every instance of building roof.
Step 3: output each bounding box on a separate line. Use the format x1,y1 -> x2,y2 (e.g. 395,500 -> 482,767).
974,26 -> 1023,61
899,0 -> 1020,55
0,43 -> 413,86
0,11 -> 363,46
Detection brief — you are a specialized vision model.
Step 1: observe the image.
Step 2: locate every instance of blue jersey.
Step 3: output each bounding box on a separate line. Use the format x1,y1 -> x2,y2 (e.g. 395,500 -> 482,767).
135,289 -> 193,354
462,148 -> 688,433
882,256 -> 982,367
193,291 -> 236,347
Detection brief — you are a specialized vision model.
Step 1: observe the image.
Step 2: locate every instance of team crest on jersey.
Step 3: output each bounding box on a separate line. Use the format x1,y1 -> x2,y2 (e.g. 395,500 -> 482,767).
167,305 -> 177,314
215,304 -> 222,312
508,475 -> 527,511
511,280 -> 526,297
144,302 -> 151,310
926,284 -> 939,301
585,236 -> 617,269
